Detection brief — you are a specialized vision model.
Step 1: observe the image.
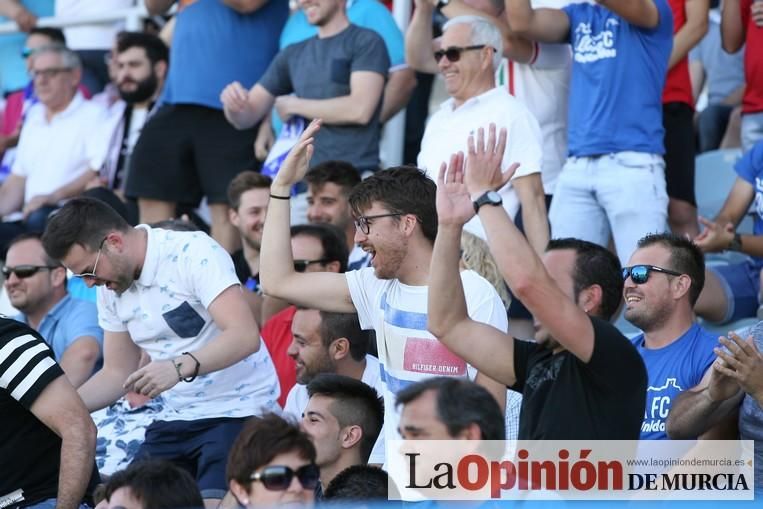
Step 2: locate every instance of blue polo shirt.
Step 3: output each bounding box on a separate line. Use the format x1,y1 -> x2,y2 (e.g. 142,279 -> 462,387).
18,294 -> 103,364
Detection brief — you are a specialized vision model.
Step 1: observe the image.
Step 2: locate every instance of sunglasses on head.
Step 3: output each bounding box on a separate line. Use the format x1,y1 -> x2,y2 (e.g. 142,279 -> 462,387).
250,464 -> 320,491
622,265 -> 683,284
2,265 -> 59,279
293,259 -> 329,273
434,44 -> 492,63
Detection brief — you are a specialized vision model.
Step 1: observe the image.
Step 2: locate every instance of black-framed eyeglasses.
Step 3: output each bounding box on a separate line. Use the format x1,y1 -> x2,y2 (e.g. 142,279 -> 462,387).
353,213 -> 403,235
249,464 -> 320,491
434,44 -> 492,63
622,265 -> 683,285
73,237 -> 107,279
2,265 -> 60,279
31,67 -> 73,80
293,259 -> 329,273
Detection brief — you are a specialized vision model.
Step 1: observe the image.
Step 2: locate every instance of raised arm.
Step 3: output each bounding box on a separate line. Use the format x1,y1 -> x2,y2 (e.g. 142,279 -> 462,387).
0,0 -> 36,31
668,0 -> 709,69
427,151 -> 518,387
721,0 -> 745,53
466,125 -> 597,362
512,173 -> 549,256
595,0 -> 660,29
406,1 -> 439,74
260,119 -> 356,312
505,0 -> 570,43
78,329 -> 141,411
31,376 -> 97,509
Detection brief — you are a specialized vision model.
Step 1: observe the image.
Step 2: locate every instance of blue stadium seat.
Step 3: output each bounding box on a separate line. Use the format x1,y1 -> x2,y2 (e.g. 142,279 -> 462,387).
695,148 -> 743,221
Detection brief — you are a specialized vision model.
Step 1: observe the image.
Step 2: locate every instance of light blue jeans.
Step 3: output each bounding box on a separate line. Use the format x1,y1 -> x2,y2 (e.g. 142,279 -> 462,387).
548,151 -> 669,266
741,111 -> 763,152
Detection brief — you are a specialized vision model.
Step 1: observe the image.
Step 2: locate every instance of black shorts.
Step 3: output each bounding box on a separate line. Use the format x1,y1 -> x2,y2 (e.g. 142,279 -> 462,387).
663,102 -> 696,206
125,104 -> 259,206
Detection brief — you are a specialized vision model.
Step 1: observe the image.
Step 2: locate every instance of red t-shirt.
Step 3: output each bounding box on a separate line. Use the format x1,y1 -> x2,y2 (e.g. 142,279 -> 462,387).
663,0 -> 695,106
261,305 -> 297,408
741,0 -> 763,113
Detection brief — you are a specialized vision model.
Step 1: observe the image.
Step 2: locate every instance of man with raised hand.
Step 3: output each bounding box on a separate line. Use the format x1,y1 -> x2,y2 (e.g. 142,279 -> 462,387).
427,124 -> 647,439
260,119 -> 509,462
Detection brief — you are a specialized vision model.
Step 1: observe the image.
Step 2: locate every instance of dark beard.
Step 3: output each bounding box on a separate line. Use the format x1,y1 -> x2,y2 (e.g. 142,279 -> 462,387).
118,72 -> 158,104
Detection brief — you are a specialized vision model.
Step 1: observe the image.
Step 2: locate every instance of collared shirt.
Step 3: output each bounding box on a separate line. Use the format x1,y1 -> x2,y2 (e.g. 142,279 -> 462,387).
97,225 -> 280,420
17,294 -> 103,364
417,86 -> 543,239
10,91 -> 106,217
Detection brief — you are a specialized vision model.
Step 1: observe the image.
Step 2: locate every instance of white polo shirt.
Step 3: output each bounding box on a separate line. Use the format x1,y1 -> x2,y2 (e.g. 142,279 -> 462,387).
417,86 -> 543,239
11,92 -> 105,216
97,226 -> 280,421
55,0 -> 134,50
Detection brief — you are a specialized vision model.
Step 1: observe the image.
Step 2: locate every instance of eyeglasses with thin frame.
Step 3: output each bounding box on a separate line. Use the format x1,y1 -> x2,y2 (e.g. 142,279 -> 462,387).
31,67 -> 73,80
249,464 -> 320,491
293,259 -> 329,273
2,265 -> 60,279
73,237 -> 107,280
353,213 -> 403,235
434,44 -> 493,63
622,265 -> 683,285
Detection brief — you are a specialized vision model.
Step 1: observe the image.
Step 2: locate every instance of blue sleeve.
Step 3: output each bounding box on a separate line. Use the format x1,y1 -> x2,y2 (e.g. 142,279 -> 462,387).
62,300 -> 104,350
352,2 -> 406,68
691,330 -> 718,388
734,141 -> 763,185
561,3 -> 579,44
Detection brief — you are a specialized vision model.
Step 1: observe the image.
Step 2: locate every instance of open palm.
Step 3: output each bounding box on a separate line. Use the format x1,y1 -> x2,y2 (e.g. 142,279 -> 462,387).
273,118 -> 322,187
436,152 -> 476,227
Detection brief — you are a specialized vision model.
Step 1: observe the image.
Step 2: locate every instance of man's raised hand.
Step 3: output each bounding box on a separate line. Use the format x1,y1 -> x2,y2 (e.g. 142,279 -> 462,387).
463,124 -> 519,198
272,119 -> 322,190
436,152 -> 475,227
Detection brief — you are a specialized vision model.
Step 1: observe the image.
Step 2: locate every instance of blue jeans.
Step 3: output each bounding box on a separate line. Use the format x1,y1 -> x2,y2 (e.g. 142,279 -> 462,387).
697,103 -> 734,153
548,151 -> 669,266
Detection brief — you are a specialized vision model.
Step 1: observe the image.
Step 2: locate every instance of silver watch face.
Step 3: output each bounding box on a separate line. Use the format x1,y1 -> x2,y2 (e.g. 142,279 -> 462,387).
486,191 -> 502,204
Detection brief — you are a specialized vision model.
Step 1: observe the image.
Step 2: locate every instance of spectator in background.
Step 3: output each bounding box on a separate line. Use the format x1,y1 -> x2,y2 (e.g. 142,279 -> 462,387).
0,0 -> 54,96
416,16 -> 548,249
87,31 -> 168,226
260,120 -> 509,463
507,0 -> 673,266
301,374 -> 384,496
103,460 -> 203,509
129,0 -> 288,252
0,316 -> 99,509
305,161 -> 370,270
226,414 -> 318,509
5,233 -> 103,388
0,45 -> 105,258
220,0 -> 389,174
261,223 -> 349,407
690,0 -> 746,152
42,197 -> 280,505
662,0 -> 708,238
322,465 -> 389,501
624,233 -> 721,439
427,131 -> 647,439
694,140 -> 763,324
284,310 -> 378,420
722,0 -> 763,151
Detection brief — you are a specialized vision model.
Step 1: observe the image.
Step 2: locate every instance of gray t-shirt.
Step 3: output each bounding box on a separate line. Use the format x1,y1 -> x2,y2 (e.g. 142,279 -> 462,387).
259,24 -> 389,171
740,321 -> 763,489
689,14 -> 744,105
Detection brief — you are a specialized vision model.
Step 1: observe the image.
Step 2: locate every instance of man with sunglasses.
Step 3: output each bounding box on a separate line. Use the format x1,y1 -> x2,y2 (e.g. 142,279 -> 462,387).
41,197 -> 281,505
623,233 -> 722,440
261,119 -> 509,464
5,232 -> 102,388
415,15 -> 548,252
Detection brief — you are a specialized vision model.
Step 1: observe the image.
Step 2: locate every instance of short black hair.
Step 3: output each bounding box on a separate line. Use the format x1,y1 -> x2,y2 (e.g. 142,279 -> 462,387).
116,31 -> 169,66
42,197 -> 131,260
104,459 -> 203,509
290,223 -> 349,273
636,232 -> 705,305
318,311 -> 369,362
305,161 -> 361,195
323,465 -> 389,501
307,374 -> 384,463
29,27 -> 66,45
395,377 -> 505,440
348,166 -> 437,244
546,238 -> 623,321
7,232 -> 61,267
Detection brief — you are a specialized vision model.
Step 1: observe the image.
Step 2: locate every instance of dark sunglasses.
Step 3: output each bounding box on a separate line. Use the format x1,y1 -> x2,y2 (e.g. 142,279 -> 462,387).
293,259 -> 329,272
434,44 -> 490,63
2,265 -> 59,279
622,265 -> 683,284
250,464 -> 320,491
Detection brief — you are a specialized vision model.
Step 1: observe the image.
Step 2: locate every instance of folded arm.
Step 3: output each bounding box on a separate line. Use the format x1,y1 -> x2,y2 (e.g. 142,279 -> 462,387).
505,0 -> 571,43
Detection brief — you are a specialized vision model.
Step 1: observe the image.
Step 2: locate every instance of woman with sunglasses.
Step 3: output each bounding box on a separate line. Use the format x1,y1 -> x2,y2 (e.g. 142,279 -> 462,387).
227,413 -> 319,508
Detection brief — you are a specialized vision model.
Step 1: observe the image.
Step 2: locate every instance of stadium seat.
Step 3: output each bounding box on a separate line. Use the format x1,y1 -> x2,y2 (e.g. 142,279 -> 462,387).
695,148 -> 751,233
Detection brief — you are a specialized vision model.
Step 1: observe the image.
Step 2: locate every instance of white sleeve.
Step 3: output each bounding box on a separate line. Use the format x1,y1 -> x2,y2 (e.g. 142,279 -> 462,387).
97,286 -> 127,332
282,385 -> 304,422
531,42 -> 572,70
505,108 -> 543,180
345,268 -> 381,331
178,233 -> 241,308
462,271 -> 509,333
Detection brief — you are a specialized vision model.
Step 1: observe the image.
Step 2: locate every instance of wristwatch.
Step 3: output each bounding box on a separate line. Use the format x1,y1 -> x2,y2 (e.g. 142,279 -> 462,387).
728,232 -> 743,252
472,190 -> 502,214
